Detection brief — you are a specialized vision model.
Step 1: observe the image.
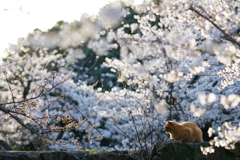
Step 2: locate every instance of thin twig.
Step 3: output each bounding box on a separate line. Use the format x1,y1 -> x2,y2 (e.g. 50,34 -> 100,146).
108,94 -> 144,150
55,89 -> 124,156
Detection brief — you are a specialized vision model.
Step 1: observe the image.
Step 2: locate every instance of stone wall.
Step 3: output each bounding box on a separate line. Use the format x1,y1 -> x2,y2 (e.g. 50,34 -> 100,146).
0,140 -> 139,160
0,140 -> 240,160
149,140 -> 240,160
0,151 -> 138,160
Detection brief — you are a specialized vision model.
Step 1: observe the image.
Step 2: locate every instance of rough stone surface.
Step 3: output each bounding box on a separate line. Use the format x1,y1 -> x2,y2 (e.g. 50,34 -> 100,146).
0,141 -> 12,151
0,151 -> 138,160
149,139 -> 240,160
0,140 -> 138,160
0,140 -> 239,160
228,142 -> 240,157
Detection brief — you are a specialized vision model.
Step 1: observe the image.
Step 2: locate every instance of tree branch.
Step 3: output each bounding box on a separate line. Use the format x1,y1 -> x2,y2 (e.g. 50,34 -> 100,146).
189,5 -> 240,48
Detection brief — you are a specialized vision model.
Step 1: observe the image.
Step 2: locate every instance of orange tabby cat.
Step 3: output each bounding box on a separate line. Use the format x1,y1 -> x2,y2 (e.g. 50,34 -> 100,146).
164,121 -> 202,143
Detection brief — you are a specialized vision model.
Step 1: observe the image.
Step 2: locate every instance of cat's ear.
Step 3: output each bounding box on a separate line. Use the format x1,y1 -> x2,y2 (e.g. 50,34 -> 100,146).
167,121 -> 173,125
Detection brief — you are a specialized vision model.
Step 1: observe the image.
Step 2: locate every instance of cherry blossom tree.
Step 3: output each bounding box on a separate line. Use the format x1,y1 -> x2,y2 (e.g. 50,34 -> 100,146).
88,0 -> 240,152
1,0 -> 240,155
0,1 -> 125,150
0,56 -> 75,149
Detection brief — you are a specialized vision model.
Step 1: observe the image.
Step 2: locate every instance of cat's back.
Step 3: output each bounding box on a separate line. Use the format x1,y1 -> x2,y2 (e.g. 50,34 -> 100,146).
180,122 -> 200,129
